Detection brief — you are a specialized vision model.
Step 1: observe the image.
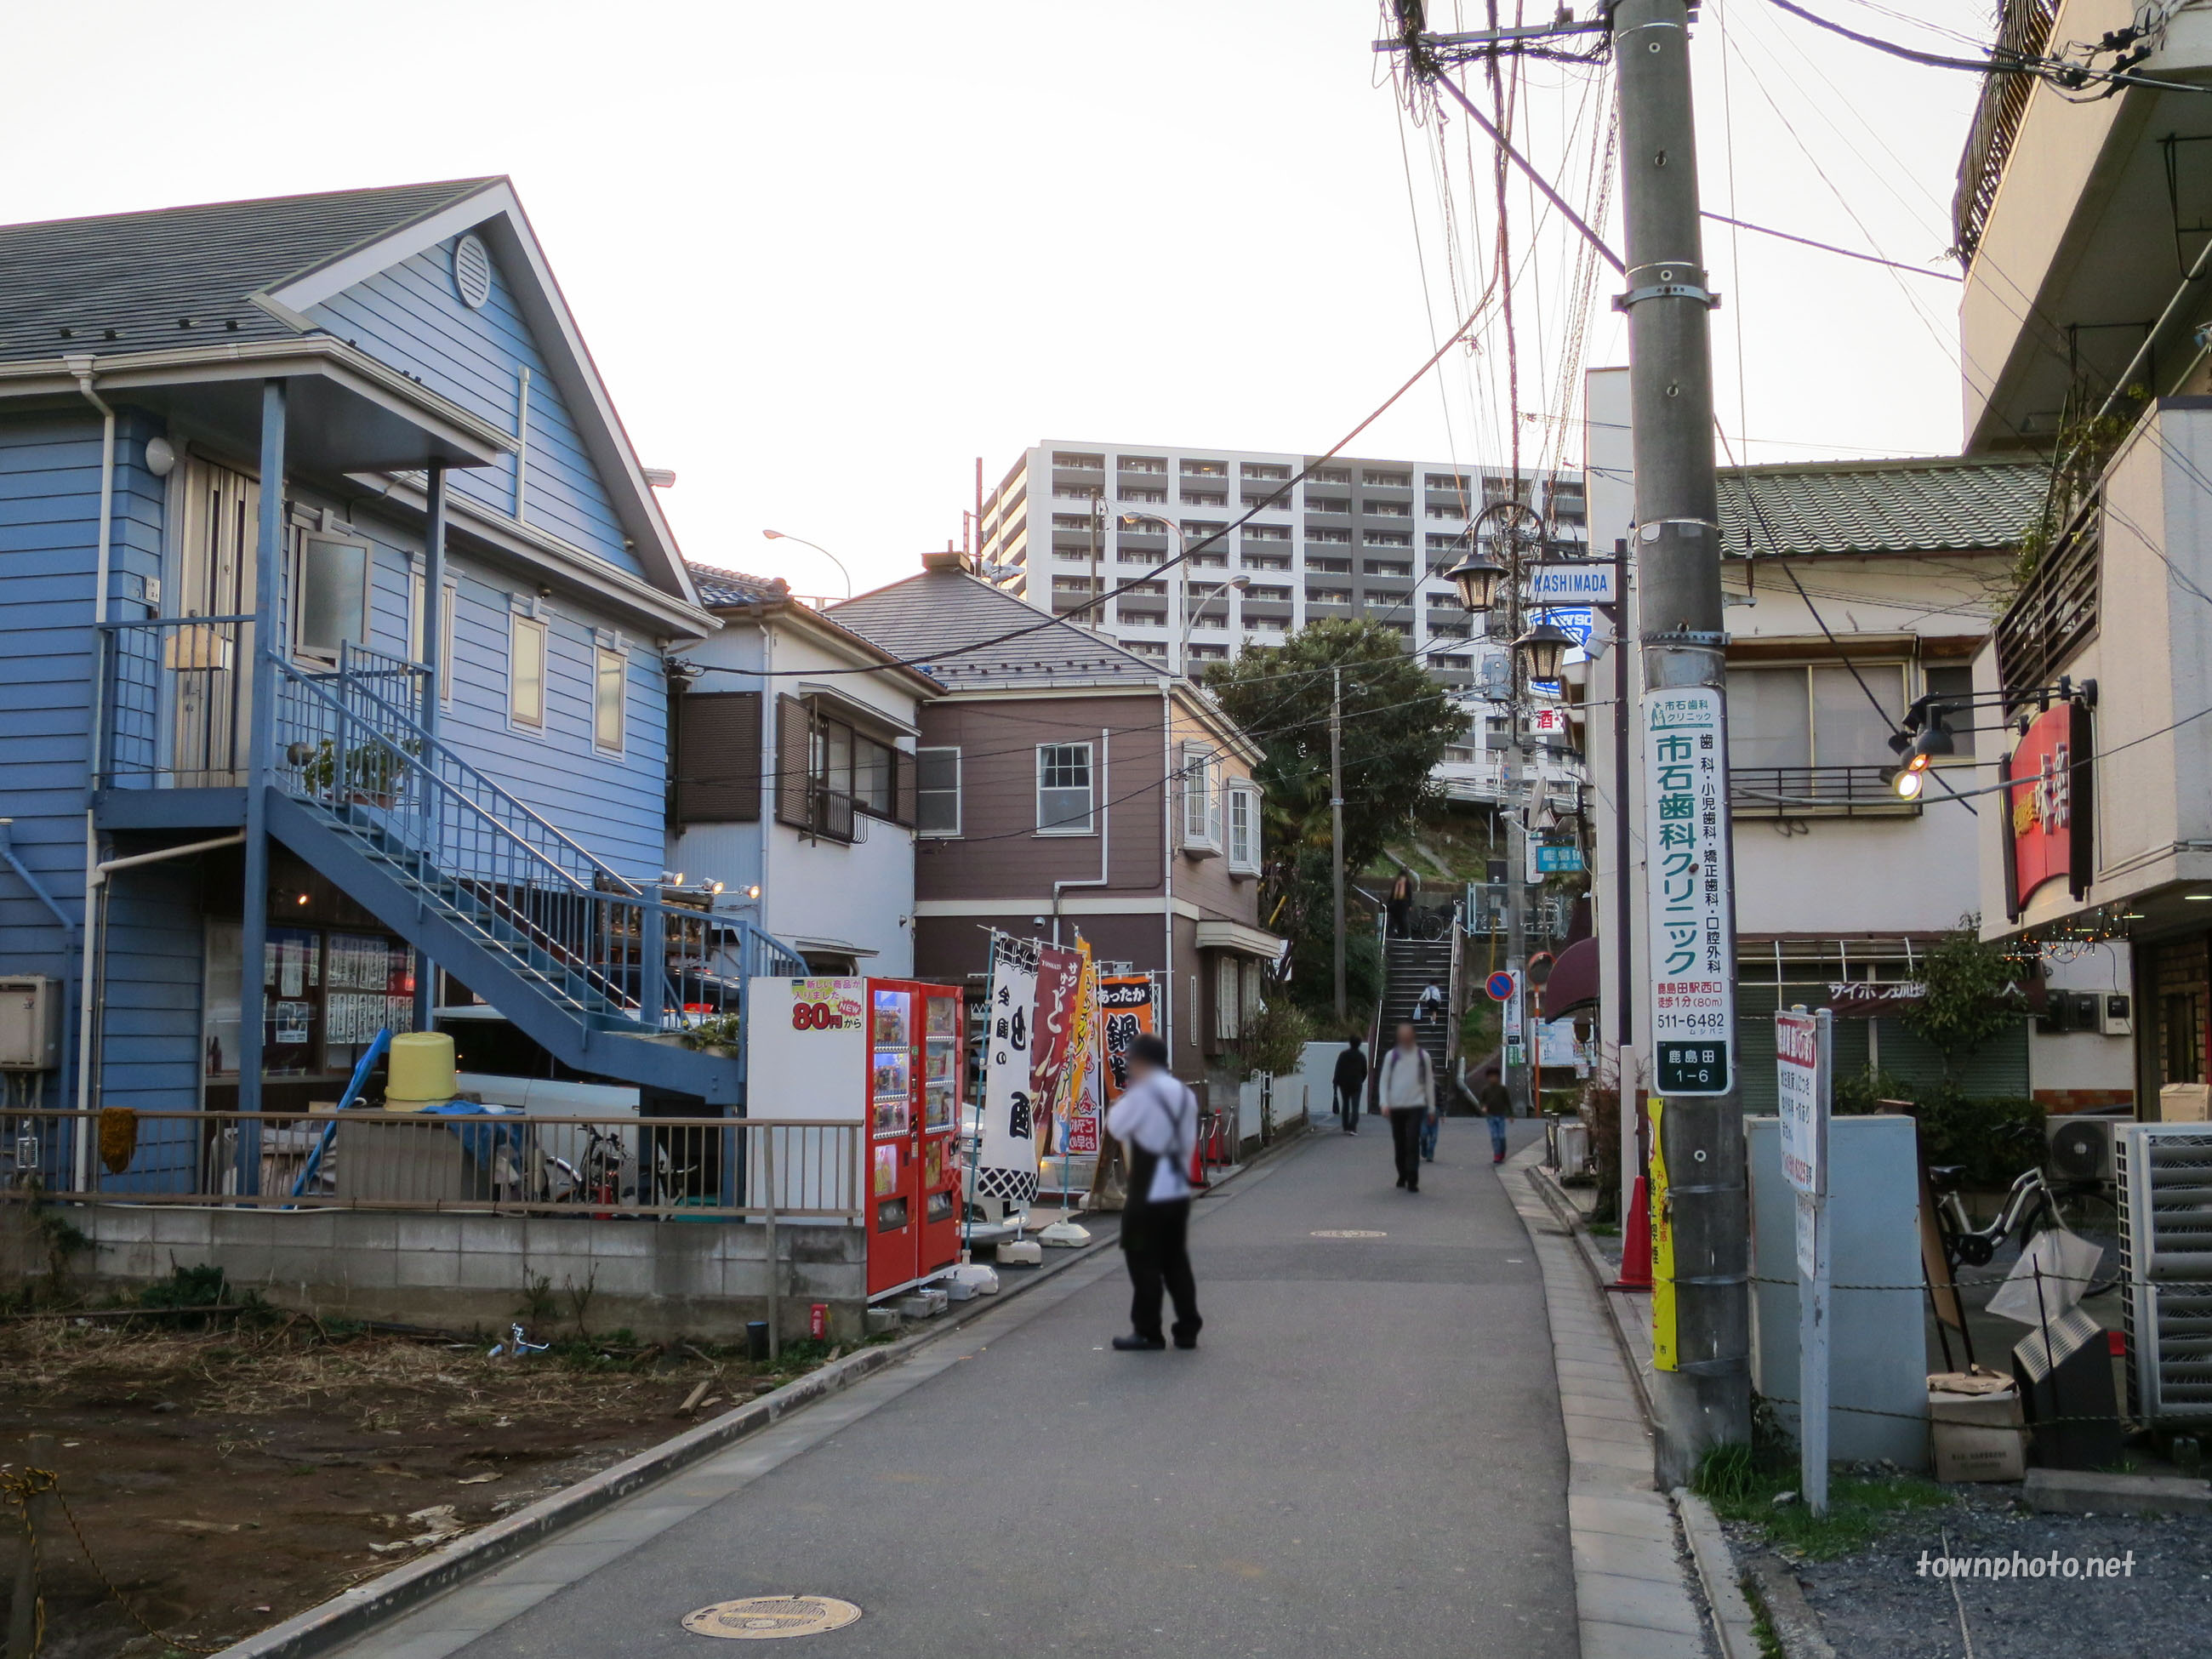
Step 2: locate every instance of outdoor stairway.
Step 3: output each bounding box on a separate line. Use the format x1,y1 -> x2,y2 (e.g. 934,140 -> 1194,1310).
1378,935 -> 1455,1103
265,650 -> 802,1103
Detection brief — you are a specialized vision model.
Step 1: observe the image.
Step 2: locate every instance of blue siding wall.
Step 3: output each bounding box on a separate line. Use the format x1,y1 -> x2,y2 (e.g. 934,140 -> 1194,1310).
0,411 -> 165,1112
305,239 -> 640,576
96,860 -> 203,1189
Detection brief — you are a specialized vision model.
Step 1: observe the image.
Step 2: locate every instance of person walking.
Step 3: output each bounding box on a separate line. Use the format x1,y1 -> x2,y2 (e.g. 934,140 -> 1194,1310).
1386,869 -> 1416,938
1416,981 -> 1445,1023
1475,1065 -> 1512,1165
1375,1022 -> 1435,1192
1105,1034 -> 1202,1351
1331,1035 -> 1369,1135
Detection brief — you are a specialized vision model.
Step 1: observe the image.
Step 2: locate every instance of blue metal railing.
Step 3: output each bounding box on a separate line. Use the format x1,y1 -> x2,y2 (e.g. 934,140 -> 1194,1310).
98,615 -> 256,787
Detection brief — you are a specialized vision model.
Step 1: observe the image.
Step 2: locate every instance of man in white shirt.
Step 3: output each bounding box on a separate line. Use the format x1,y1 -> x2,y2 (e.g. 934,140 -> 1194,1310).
1103,1034 -> 1202,1351
1375,1022 -> 1435,1192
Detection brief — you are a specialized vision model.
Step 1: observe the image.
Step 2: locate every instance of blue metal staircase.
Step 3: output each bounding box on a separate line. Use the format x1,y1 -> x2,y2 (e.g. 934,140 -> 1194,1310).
265,648 -> 803,1104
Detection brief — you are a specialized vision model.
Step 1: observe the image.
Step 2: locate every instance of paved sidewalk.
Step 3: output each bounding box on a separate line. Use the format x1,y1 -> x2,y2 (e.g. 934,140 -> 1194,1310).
335,1120 -> 1578,1658
1498,1140 -> 1712,1659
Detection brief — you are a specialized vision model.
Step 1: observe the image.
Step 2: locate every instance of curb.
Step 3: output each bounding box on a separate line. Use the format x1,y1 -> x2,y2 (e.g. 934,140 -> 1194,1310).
219,1125 -> 1305,1659
1673,1488 -> 1763,1659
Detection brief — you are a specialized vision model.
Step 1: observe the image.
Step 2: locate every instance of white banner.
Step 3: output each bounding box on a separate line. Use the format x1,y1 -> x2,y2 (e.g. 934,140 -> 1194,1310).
975,938 -> 1040,1206
1642,687 -> 1736,1095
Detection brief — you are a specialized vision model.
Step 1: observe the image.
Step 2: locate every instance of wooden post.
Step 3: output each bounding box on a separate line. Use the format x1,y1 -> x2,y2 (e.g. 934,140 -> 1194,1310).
8,1435 -> 58,1659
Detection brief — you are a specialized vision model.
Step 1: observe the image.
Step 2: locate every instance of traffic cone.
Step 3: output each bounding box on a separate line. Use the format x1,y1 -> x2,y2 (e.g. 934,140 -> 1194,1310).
1609,1175 -> 1652,1292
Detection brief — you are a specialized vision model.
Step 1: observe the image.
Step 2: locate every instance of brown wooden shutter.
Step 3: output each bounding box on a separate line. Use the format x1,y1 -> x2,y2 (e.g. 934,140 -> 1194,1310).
774,693 -> 815,830
892,748 -> 916,828
673,692 -> 761,824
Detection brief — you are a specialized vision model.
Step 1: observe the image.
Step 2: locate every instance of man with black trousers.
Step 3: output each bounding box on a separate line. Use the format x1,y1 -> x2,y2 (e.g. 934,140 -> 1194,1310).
1375,1022 -> 1435,1192
1331,1035 -> 1369,1134
1105,1035 -> 1202,1351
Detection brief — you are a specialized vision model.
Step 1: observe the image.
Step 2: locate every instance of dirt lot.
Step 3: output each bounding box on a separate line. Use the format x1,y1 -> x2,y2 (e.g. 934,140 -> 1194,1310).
0,1307 -> 838,1657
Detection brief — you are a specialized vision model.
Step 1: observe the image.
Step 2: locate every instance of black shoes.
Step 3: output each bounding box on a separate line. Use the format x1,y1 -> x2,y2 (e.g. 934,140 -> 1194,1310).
1112,1333 -> 1167,1351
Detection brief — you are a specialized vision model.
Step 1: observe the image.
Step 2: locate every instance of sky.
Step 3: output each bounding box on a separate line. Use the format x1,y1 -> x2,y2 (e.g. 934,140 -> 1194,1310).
0,1 -> 1999,598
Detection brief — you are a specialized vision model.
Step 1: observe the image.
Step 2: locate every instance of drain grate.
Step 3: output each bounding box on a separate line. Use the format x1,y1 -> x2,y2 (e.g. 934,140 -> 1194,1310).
681,1595 -> 864,1640
1310,1229 -> 1387,1239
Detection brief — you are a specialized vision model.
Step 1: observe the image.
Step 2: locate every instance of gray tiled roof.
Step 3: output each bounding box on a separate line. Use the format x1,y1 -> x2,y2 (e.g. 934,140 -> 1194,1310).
828,567 -> 1160,688
685,562 -> 790,607
0,179 -> 501,364
1716,456 -> 2045,556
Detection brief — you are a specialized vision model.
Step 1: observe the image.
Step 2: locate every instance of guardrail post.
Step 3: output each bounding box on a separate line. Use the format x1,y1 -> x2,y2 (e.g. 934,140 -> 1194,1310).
762,1126 -> 779,1358
638,901 -> 664,1032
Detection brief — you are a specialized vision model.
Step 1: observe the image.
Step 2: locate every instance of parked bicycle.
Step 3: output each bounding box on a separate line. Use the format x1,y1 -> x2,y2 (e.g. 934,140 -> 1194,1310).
1929,1163 -> 2123,1295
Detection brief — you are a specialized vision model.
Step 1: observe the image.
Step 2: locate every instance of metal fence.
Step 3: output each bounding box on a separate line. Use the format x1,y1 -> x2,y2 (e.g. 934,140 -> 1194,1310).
2,1109 -> 861,1222
99,615 -> 256,787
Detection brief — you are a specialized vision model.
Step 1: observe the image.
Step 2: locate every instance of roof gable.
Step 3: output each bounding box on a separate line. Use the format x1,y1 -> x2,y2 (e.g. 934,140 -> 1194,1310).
828,568 -> 1162,689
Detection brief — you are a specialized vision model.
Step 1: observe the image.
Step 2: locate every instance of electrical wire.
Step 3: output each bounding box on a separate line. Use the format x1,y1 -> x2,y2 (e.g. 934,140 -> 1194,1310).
1764,0 -> 2212,100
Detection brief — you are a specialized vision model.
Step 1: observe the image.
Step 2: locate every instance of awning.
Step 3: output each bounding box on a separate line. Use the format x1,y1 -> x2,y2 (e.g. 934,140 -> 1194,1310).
1537,936 -> 1601,1016
1194,920 -> 1287,960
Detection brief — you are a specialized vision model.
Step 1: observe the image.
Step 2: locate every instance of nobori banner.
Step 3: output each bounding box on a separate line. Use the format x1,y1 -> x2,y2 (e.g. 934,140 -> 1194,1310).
1527,562 -> 1617,604
1643,687 -> 1737,1096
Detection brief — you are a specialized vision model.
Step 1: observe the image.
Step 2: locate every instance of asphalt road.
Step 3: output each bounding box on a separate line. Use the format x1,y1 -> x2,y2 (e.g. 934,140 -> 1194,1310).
379,1118 -> 1575,1658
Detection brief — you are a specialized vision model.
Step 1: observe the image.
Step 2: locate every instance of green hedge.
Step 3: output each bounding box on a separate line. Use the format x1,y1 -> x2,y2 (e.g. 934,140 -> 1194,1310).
1834,1068 -> 2044,1191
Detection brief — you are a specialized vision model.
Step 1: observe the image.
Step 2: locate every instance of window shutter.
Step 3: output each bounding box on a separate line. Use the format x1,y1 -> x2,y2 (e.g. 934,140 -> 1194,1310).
775,693 -> 815,830
674,692 -> 761,824
892,748 -> 917,828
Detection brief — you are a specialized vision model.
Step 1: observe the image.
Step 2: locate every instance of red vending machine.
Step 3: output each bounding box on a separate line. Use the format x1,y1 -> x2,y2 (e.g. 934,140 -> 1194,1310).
748,976 -> 962,1302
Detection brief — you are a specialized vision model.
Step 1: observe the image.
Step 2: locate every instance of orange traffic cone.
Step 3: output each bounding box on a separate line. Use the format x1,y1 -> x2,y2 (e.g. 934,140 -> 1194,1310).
1608,1175 -> 1652,1292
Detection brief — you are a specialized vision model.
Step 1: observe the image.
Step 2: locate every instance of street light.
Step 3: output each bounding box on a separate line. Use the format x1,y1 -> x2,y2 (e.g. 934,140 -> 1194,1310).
1120,511 -> 1228,676
761,528 -> 852,600
1445,546 -> 1509,614
1515,619 -> 1578,685
1180,574 -> 1250,672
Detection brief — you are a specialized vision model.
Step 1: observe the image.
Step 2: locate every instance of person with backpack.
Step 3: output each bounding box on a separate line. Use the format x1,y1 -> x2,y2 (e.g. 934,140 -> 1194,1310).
1375,1022 -> 1435,1192
1331,1035 -> 1369,1134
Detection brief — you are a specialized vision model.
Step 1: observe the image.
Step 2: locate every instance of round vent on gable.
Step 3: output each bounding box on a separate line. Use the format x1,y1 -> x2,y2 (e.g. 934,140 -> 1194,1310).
453,234 -> 493,310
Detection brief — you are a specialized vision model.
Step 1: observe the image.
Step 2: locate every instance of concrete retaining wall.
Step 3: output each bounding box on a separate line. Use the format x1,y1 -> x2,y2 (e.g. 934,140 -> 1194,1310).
73,1206 -> 870,1343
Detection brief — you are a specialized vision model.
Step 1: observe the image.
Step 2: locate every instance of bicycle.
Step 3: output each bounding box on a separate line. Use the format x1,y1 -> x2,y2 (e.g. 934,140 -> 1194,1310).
1930,1163 -> 2124,1296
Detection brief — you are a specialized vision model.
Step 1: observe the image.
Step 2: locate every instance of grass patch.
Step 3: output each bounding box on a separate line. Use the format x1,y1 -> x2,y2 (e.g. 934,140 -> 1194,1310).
1587,1221 -> 1620,1237
1741,1575 -> 1787,1659
1694,1444 -> 1953,1560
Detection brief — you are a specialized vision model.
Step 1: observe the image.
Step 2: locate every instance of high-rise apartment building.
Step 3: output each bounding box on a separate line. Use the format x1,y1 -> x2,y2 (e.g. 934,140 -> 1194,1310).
976,440 -> 1588,803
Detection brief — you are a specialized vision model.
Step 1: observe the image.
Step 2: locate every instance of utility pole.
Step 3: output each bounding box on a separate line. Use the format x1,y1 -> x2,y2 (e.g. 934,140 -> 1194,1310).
1331,666 -> 1347,1023
1503,513 -> 1531,1118
1611,0 -> 1749,1480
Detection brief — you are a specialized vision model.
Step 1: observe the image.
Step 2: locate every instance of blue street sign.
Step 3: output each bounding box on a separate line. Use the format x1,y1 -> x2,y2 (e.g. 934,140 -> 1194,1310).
1535,844 -> 1584,874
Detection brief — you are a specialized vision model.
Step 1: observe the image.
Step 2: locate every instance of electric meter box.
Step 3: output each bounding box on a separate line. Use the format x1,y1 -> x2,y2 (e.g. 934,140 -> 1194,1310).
0,977 -> 63,1071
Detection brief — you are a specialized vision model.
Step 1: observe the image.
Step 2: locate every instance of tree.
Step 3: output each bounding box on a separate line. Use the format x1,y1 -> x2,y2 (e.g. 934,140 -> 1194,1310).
1901,915 -> 2032,1083
1202,619 -> 1464,1018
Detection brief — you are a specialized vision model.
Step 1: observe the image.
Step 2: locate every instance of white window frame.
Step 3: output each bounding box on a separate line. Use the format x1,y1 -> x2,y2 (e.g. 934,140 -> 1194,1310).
1215,955 -> 1242,1040
1036,741 -> 1095,835
1226,781 -> 1262,875
509,608 -> 549,733
915,745 -> 962,838
438,581 -> 457,707
291,529 -> 373,664
592,637 -> 627,756
1180,742 -> 1221,855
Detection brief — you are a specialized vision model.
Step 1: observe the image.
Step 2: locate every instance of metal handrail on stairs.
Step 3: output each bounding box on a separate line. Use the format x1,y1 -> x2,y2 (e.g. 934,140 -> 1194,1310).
273,650 -> 803,1035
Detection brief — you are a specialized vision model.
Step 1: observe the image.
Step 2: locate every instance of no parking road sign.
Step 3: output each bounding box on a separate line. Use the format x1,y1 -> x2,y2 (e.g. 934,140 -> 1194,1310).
1485,970 -> 1517,1003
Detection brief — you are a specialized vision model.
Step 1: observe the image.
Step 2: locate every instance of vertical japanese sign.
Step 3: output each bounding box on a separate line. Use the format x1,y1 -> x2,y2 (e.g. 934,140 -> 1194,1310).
974,938 -> 1040,1207
1098,976 -> 1155,1101
1642,688 -> 1736,1094
1648,1095 -> 1677,1371
1059,943 -> 1102,1157
1029,944 -> 1082,1120
1776,1005 -> 1833,1517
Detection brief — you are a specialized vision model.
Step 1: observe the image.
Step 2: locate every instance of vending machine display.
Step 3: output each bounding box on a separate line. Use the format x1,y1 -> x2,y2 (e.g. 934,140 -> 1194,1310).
748,976 -> 964,1300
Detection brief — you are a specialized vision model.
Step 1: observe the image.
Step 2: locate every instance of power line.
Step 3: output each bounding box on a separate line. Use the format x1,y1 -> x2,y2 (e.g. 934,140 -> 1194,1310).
1700,209 -> 1959,281
1764,0 -> 2212,100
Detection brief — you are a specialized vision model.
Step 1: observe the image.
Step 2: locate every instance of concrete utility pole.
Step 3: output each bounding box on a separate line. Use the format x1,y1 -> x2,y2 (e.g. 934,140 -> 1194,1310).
1611,0 -> 1749,1479
1503,520 -> 1531,1119
1331,666 -> 1347,1023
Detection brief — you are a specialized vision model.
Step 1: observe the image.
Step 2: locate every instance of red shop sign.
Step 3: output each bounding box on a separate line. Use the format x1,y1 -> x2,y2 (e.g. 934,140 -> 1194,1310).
2002,699 -> 2093,917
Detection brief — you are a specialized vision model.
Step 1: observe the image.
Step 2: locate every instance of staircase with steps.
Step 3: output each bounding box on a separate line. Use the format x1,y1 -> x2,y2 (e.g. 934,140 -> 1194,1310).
1376,934 -> 1456,1106
267,648 -> 804,1104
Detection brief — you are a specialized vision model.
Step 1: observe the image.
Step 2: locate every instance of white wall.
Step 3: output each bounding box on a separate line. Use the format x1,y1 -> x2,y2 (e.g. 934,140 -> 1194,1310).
673,607 -> 920,975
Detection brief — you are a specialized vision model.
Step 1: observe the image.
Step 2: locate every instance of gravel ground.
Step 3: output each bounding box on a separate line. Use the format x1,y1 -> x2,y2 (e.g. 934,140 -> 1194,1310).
1729,1485 -> 2212,1659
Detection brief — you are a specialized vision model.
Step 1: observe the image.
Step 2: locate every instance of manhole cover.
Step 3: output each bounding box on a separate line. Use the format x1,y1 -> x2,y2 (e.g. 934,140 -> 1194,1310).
681,1596 -> 863,1640
1310,1229 -> 1387,1239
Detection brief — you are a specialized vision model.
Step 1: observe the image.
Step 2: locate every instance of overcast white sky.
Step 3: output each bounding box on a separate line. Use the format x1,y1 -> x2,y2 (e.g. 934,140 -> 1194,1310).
3,2 -> 1998,597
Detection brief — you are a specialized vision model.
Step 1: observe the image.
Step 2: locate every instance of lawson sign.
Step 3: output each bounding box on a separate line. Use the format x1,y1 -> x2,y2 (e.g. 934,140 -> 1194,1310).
1527,562 -> 1616,604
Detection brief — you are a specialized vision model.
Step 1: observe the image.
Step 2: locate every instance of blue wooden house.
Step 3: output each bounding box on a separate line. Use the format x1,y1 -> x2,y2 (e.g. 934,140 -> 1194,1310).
0,178 -> 799,1194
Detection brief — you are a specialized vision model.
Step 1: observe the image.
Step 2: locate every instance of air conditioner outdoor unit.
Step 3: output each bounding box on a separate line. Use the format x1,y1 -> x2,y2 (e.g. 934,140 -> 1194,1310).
2046,1114 -> 2118,1184
2115,1124 -> 2212,1424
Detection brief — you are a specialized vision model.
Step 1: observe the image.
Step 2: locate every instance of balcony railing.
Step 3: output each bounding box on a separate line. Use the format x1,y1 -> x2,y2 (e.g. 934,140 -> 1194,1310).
1995,501 -> 2099,710
1729,766 -> 1922,818
100,614 -> 258,788
2,1108 -> 860,1217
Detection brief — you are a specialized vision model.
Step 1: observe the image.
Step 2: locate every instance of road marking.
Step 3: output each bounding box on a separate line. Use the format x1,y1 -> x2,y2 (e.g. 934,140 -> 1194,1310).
1309,1229 -> 1387,1239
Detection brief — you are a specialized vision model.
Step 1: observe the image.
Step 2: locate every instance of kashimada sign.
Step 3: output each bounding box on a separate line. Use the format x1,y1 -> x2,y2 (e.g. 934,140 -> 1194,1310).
1643,687 -> 1736,1095
1527,562 -> 1617,605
